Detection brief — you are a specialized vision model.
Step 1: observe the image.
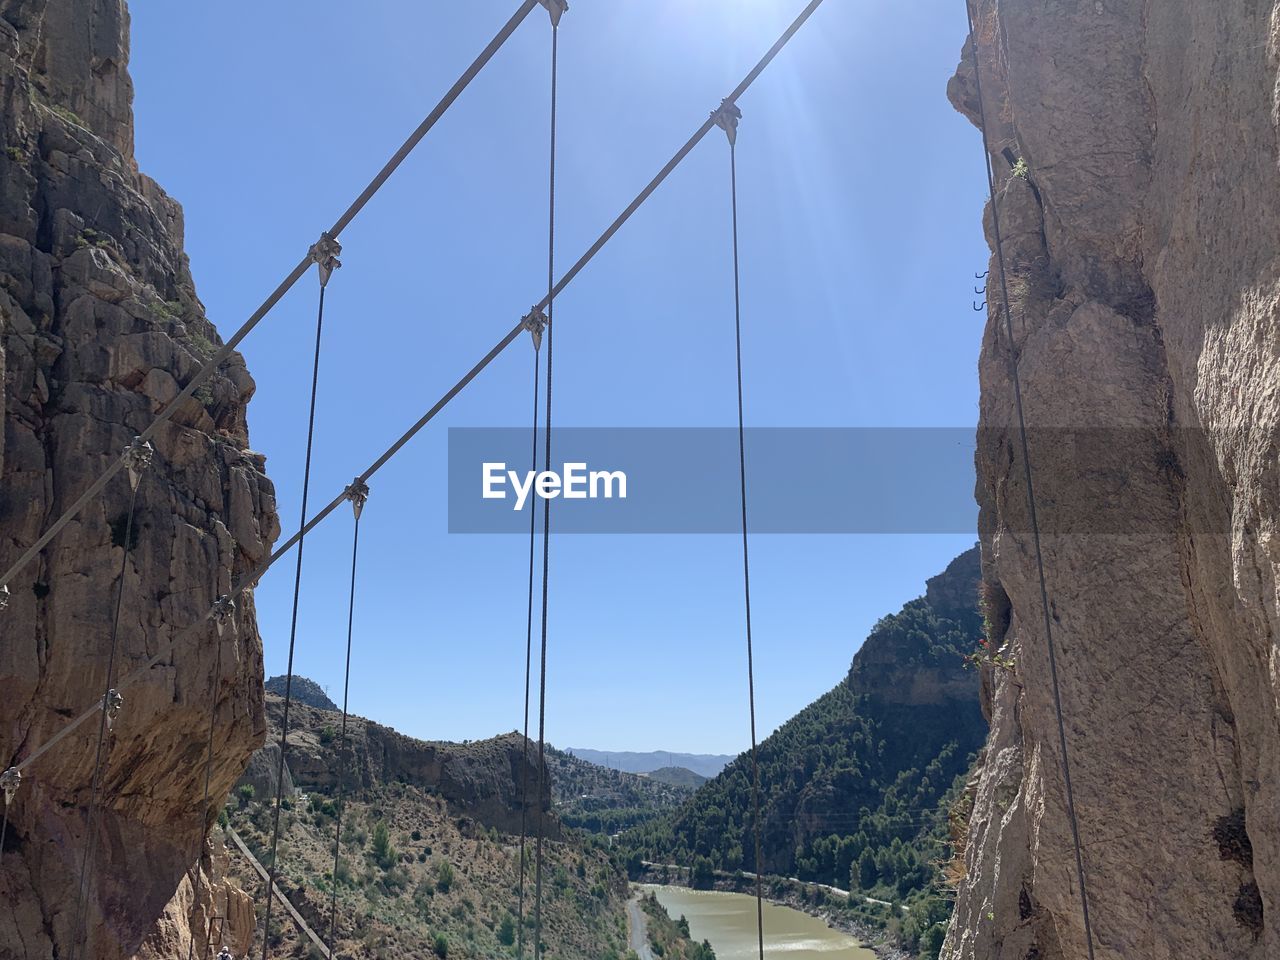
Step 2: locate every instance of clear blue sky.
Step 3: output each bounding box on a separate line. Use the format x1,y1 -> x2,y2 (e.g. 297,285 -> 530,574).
128,0 -> 985,755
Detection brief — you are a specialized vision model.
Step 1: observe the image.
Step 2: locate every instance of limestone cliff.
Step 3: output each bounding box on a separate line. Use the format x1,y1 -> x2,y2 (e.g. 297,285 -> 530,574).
946,2 -> 1279,958
0,2 -> 278,958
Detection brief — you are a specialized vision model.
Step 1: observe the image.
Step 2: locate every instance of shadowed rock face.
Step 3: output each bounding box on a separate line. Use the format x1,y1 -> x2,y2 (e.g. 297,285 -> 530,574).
257,697 -> 555,838
0,2 -> 278,957
946,3 -> 1279,958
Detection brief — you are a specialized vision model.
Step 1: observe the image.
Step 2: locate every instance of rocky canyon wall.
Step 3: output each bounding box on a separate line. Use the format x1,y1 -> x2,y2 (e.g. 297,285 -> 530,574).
946,2 -> 1279,958
0,1 -> 278,957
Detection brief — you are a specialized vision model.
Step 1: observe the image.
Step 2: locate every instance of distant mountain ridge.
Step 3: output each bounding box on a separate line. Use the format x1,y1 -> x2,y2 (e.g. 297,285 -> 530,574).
563,748 -> 733,778
264,674 -> 337,712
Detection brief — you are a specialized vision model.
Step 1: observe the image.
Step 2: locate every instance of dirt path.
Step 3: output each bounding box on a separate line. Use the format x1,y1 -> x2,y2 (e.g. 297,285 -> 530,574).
627,894 -> 655,960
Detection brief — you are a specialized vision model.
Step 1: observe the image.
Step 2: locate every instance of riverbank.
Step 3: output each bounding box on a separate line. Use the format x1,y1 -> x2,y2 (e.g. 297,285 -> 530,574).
635,867 -> 909,960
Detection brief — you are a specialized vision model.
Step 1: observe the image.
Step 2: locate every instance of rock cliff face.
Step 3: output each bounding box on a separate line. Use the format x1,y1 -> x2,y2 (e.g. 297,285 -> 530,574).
946,2 -> 1279,958
0,2 -> 278,958
253,695 -> 553,837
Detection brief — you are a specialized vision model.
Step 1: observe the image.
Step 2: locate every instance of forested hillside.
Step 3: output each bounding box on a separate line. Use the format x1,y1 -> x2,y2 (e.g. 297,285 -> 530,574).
548,746 -> 695,833
622,548 -> 986,955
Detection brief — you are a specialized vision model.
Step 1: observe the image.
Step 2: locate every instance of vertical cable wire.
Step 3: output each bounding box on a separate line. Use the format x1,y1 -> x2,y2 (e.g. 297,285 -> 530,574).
961,3 -> 1096,956
70,464 -> 144,960
517,342 -> 542,960
726,136 -> 766,960
325,506 -> 363,954
260,282 -> 329,960
532,19 -> 559,960
185,629 -> 225,960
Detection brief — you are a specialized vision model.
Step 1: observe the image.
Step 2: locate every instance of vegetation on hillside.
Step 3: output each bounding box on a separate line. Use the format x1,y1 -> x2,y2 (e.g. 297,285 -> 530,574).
619,550 -> 986,959
548,746 -> 695,835
638,892 -> 717,960
227,780 -> 633,960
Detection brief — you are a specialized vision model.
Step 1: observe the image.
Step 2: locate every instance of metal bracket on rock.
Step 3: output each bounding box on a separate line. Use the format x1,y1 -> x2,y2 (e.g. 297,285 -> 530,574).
0,583 -> 9,611
538,0 -> 567,27
212,595 -> 236,637
711,98 -> 742,146
123,436 -> 154,492
0,766 -> 20,805
344,478 -> 370,520
104,689 -> 124,730
308,232 -> 343,288
521,308 -> 548,352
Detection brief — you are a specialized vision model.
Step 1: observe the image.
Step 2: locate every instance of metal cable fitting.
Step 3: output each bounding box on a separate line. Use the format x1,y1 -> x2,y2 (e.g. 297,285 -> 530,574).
711,98 -> 742,146
104,689 -> 124,731
522,308 -> 548,352
0,766 -> 20,805
211,595 -> 236,637
122,436 -> 154,492
537,0 -> 567,27
344,479 -> 370,520
0,583 -> 9,610
308,232 -> 343,288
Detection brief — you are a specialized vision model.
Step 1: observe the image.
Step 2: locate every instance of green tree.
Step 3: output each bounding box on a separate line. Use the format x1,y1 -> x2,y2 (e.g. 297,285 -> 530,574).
857,848 -> 877,890
436,859 -> 455,893
371,821 -> 396,869
497,913 -> 516,946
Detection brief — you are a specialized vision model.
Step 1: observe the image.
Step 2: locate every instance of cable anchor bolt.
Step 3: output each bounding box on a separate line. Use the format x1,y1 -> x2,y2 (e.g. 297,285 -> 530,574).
0,583 -> 9,610
104,689 -> 124,731
308,232 -> 343,288
344,478 -> 370,520
122,436 -> 154,492
538,0 -> 568,27
711,98 -> 742,146
0,766 -> 20,805
211,595 -> 236,637
216,949 -> 233,960
522,307 -> 548,352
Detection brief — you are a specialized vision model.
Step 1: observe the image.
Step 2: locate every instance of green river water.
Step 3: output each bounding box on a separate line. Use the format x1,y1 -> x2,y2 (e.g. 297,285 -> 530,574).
645,885 -> 878,960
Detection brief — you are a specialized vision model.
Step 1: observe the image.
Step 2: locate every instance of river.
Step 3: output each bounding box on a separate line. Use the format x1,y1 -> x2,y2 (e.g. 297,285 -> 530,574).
644,885 -> 878,960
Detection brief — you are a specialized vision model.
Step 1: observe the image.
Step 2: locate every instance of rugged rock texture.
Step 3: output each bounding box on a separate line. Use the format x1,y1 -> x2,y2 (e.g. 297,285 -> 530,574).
0,2 -> 278,958
946,3 -> 1279,958
256,695 -> 553,836
264,673 -> 337,712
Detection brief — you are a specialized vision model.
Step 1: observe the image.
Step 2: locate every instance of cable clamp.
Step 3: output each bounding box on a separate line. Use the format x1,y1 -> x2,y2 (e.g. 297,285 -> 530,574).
122,436 -> 154,492
308,232 -> 343,288
0,766 -> 20,805
538,0 -> 568,27
216,949 -> 233,960
711,98 -> 742,146
344,478 -> 370,520
104,689 -> 124,731
212,595 -> 236,637
522,307 -> 548,352
0,583 -> 9,610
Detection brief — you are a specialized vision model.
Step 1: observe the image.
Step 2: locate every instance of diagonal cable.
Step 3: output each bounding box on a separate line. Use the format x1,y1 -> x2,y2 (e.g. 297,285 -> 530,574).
0,0 -> 541,597
961,2 -> 1096,956
6,0 -> 831,787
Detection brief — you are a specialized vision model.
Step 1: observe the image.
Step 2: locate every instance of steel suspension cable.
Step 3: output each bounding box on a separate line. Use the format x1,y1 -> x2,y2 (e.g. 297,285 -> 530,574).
7,0 -> 831,787
717,109 -> 766,960
0,0 -> 540,599
961,3 -> 1096,957
261,277 -> 331,960
532,12 -> 560,959
69,446 -> 150,960
516,339 -> 543,959
326,480 -> 368,955
184,618 -> 225,960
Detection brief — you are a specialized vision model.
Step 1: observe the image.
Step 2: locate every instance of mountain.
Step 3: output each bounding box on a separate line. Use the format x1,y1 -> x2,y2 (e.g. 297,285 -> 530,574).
645,767 -> 708,789
265,674 -> 338,711
196,696 -> 635,960
563,749 -> 734,778
622,547 -> 986,957
548,746 -> 696,834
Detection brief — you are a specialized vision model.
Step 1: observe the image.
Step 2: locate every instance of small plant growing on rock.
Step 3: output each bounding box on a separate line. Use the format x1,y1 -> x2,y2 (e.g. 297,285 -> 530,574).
1010,157 -> 1029,180
963,636 -> 1016,672
237,784 -> 255,808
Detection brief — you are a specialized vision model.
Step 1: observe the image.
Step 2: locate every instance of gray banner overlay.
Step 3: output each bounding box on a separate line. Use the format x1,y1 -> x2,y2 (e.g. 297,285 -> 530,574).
447,427 -> 1232,534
